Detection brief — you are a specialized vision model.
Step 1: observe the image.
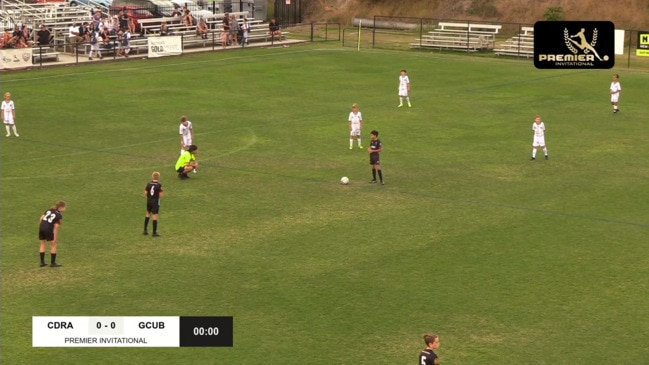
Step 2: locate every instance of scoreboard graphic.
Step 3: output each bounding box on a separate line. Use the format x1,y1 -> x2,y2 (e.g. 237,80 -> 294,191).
33,316 -> 233,347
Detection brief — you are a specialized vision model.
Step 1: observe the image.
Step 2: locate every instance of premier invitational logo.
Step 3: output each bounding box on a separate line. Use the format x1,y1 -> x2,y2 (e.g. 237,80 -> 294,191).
534,21 -> 615,69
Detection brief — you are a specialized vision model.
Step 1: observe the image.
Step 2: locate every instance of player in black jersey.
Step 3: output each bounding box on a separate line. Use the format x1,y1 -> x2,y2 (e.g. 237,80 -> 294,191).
39,201 -> 67,267
368,130 -> 384,184
418,333 -> 440,365
143,171 -> 164,237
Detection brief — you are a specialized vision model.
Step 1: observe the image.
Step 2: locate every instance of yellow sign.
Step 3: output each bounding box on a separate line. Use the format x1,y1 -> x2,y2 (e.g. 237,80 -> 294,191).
640,34 -> 649,45
637,49 -> 649,56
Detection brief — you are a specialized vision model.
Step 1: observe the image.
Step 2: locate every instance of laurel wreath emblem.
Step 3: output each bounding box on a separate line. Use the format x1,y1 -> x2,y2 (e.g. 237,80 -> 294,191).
564,28 -> 578,54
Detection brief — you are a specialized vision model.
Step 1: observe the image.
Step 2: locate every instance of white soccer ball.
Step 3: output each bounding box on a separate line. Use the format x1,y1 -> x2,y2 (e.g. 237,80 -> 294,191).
340,176 -> 349,185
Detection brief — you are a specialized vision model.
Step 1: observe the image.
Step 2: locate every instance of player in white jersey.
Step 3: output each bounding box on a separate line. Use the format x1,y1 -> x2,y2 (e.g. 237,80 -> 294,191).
610,74 -> 621,114
531,115 -> 548,160
348,103 -> 363,150
397,69 -> 411,108
179,116 -> 196,172
179,115 -> 194,153
2,92 -> 18,137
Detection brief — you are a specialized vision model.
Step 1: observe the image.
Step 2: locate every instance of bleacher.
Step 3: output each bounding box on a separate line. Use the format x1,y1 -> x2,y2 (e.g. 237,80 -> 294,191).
411,22 -> 501,52
2,0 -> 293,66
494,26 -> 534,58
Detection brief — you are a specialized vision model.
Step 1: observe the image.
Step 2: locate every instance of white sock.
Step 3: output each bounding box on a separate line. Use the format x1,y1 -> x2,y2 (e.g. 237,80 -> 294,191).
5,125 -> 10,135
532,149 -> 537,158
358,139 -> 362,146
543,148 -> 548,156
349,139 -> 353,147
12,125 -> 18,135
406,97 -> 411,103
399,97 -> 403,104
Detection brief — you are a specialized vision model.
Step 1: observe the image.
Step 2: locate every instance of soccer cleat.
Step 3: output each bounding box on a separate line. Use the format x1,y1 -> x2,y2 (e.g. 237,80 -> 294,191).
359,145 -> 363,149
369,180 -> 377,184
530,157 -> 536,160
381,180 -> 385,185
50,262 -> 63,267
143,230 -> 148,235
398,104 -> 403,108
5,134 -> 9,137
152,232 -> 161,237
14,133 -> 18,137
408,102 -> 412,108
40,263 -> 48,267
193,169 -> 197,174
349,146 -> 353,150
545,155 -> 549,160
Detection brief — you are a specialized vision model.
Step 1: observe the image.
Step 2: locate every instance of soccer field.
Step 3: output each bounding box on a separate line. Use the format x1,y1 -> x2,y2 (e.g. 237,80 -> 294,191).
2,44 -> 649,364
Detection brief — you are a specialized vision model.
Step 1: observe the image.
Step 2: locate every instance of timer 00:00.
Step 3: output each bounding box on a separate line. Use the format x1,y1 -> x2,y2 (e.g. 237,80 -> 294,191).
193,327 -> 219,336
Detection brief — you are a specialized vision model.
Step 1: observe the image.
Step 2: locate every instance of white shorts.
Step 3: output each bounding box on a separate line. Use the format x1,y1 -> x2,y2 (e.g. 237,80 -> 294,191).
533,136 -> 546,147
611,94 -> 619,103
3,117 -> 14,125
183,137 -> 193,146
350,129 -> 361,137
398,87 -> 408,97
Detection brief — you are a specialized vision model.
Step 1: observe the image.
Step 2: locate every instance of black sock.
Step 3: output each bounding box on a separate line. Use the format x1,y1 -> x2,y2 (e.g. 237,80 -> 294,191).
40,252 -> 45,264
51,253 -> 57,264
152,220 -> 158,233
144,217 -> 150,231
378,170 -> 383,181
372,169 -> 377,180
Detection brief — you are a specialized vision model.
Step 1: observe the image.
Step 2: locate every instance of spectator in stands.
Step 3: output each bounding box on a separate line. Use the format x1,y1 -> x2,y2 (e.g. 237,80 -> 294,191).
128,13 -> 136,34
68,23 -> 84,53
16,36 -> 29,48
107,16 -> 119,35
21,26 -> 35,47
80,22 -> 90,42
221,14 -> 230,48
229,14 -> 239,46
93,10 -> 102,30
171,4 -> 182,17
160,22 -> 174,36
117,29 -> 130,58
2,29 -> 15,48
100,27 -> 111,47
268,18 -> 282,41
197,18 -> 209,39
119,9 -> 129,31
88,23 -> 102,61
12,25 -> 21,38
241,18 -> 250,46
3,29 -> 11,43
183,9 -> 195,29
36,25 -> 51,46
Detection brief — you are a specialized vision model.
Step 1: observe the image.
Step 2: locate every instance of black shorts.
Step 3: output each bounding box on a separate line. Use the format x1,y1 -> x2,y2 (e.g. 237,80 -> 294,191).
147,200 -> 160,214
39,229 -> 54,241
177,166 -> 185,173
369,153 -> 380,165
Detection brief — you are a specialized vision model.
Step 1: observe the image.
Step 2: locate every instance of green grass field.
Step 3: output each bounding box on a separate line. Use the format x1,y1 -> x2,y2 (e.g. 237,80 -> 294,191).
2,43 -> 649,364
